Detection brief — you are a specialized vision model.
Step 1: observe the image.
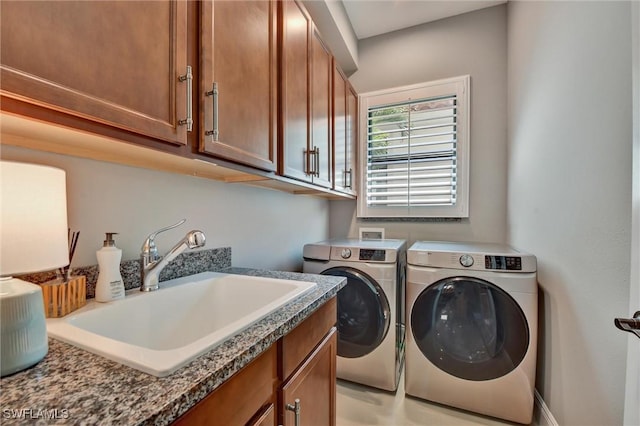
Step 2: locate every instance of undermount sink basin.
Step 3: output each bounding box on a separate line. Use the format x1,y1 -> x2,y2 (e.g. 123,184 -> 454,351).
46,271 -> 315,377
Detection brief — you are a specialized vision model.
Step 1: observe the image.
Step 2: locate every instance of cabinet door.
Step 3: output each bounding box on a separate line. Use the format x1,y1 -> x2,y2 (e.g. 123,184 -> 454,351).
346,84 -> 358,194
0,0 -> 188,145
249,403 -> 276,426
281,0 -> 312,182
173,345 -> 277,426
333,63 -> 348,192
280,328 -> 337,426
200,0 -> 278,171
310,27 -> 333,189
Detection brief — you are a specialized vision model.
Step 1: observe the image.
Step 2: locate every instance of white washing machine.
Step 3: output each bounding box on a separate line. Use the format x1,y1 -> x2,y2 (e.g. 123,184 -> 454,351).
405,241 -> 538,424
303,239 -> 406,391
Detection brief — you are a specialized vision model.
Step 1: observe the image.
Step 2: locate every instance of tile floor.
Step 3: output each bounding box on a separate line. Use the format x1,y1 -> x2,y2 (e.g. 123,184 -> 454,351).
336,372 -> 526,426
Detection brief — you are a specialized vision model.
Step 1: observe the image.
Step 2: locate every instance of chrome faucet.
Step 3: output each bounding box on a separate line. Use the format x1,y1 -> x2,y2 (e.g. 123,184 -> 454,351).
140,219 -> 206,292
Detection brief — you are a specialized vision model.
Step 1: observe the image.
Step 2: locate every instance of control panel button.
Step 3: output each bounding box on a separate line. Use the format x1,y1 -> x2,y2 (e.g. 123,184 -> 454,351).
459,254 -> 474,267
341,248 -> 352,259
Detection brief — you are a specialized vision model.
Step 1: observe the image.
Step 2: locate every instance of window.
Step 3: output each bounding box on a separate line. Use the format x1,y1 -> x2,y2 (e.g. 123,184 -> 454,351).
357,76 -> 470,218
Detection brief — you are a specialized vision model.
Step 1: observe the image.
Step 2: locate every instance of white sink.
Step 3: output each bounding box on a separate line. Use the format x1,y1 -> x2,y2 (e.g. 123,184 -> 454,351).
46,271 -> 315,377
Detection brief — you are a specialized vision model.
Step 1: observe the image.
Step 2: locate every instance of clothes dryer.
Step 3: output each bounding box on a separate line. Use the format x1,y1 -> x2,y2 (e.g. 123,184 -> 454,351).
405,241 -> 537,424
303,239 -> 406,391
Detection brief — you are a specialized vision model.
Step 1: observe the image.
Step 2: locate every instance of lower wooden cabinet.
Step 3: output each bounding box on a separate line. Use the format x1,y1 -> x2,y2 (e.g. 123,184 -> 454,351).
173,297 -> 337,426
280,328 -> 337,426
249,403 -> 276,426
173,345 -> 277,426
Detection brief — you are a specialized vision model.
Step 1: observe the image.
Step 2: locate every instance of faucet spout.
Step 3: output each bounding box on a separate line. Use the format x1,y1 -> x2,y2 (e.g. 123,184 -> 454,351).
140,222 -> 206,292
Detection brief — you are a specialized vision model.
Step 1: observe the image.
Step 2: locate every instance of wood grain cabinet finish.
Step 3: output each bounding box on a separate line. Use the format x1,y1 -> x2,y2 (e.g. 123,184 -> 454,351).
309,27 -> 334,189
333,64 -> 348,193
279,298 -> 337,426
280,328 -> 337,426
173,345 -> 278,426
199,0 -> 278,171
346,83 -> 358,194
332,63 -> 357,196
280,0 -> 333,188
0,0 -> 189,145
280,0 -> 313,182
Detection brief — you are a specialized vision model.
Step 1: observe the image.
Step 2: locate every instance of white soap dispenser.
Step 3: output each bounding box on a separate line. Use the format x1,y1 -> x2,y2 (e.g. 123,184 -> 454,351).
95,232 -> 125,302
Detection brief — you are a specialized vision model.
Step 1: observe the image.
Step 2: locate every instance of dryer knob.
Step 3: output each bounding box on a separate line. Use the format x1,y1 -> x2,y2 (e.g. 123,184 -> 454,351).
341,248 -> 352,259
460,254 -> 474,267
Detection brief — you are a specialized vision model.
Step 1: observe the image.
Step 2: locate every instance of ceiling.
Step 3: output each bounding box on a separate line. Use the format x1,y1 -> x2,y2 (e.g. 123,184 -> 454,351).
342,0 -> 506,40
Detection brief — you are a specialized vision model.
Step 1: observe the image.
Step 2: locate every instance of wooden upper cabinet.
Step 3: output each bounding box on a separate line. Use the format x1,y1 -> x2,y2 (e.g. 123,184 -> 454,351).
280,0 -> 333,188
0,0 -> 189,145
346,83 -> 358,194
281,0 -> 312,182
199,0 -> 278,172
333,62 -> 357,195
333,63 -> 348,193
310,27 -> 333,189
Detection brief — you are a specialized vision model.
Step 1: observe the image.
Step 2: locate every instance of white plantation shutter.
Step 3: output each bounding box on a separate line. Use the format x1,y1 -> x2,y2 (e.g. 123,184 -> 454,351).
357,76 -> 470,218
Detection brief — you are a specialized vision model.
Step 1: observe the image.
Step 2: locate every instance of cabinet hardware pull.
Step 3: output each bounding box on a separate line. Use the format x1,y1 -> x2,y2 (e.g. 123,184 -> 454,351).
346,168 -> 353,188
178,66 -> 193,132
314,146 -> 320,178
304,148 -> 315,176
205,82 -> 219,140
285,398 -> 301,426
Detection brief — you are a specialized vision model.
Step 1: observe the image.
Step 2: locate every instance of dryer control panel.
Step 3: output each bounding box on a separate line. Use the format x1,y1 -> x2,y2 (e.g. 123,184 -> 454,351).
329,246 -> 398,263
360,249 -> 386,261
484,255 -> 522,271
407,241 -> 537,273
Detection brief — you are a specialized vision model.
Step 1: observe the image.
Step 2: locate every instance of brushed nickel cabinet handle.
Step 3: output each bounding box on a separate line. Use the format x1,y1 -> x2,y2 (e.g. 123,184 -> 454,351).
304,148 -> 314,176
314,146 -> 320,178
285,399 -> 301,426
205,82 -> 219,140
178,66 -> 193,132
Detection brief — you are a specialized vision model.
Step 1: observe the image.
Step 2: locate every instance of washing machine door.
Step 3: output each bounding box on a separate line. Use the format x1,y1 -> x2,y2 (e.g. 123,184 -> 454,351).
322,267 -> 390,358
411,276 -> 529,381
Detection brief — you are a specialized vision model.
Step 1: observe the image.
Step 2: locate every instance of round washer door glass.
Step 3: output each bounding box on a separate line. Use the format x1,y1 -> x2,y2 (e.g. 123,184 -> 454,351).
322,267 -> 390,358
411,276 -> 529,381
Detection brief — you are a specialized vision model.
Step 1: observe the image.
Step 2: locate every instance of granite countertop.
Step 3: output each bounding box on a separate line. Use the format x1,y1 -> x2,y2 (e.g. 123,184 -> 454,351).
0,268 -> 345,426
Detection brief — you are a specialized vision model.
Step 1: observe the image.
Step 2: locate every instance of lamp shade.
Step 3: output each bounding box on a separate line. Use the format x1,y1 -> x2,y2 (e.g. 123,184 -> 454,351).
0,161 -> 69,276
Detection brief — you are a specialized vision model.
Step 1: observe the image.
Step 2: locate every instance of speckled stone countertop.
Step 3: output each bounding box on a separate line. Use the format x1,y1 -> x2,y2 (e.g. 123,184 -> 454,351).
0,267 -> 345,425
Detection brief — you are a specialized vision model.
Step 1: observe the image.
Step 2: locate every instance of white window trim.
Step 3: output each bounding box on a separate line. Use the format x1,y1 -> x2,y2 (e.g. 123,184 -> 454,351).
357,75 -> 470,219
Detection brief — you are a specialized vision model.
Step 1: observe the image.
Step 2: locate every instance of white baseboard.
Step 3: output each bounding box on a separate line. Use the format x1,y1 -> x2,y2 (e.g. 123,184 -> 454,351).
534,389 -> 559,426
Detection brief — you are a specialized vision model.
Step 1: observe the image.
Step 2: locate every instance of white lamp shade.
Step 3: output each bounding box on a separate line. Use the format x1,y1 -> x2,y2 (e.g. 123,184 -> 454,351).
0,161 -> 69,276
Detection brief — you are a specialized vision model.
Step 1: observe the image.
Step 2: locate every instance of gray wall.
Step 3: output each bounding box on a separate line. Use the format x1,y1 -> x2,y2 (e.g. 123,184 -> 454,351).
1,145 -> 329,272
507,2 -> 632,425
330,5 -> 509,245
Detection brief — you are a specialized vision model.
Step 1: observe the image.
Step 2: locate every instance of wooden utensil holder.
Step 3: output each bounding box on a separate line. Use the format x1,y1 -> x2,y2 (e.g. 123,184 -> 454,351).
41,275 -> 87,318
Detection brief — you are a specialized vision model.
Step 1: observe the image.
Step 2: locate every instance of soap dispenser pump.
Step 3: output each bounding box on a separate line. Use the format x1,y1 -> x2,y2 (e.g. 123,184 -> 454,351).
95,232 -> 125,302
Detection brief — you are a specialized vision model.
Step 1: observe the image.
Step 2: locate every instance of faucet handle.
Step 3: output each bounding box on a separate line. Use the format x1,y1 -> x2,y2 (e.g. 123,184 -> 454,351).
141,219 -> 187,260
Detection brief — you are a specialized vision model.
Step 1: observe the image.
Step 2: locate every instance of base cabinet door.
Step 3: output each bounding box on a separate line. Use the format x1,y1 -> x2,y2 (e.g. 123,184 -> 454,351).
0,0 -> 189,145
173,345 -> 277,426
280,328 -> 337,426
